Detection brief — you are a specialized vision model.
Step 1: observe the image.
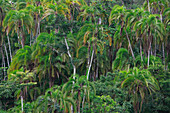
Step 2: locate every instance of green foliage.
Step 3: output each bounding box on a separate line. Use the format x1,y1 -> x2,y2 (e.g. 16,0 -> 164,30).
93,73 -> 133,112
84,95 -> 121,113
0,81 -> 19,110
113,48 -> 131,70
0,0 -> 169,112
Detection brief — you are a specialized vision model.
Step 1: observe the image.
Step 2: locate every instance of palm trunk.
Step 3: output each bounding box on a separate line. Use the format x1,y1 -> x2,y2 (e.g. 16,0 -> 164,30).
147,0 -> 150,12
162,42 -> 165,69
140,40 -> 143,63
1,46 -> 6,80
160,11 -> 165,69
4,43 -> 9,67
154,36 -> 156,56
39,21 -> 40,35
17,31 -> 20,45
78,90 -> 81,113
125,29 -> 135,61
82,49 -> 94,112
21,35 -> 25,48
7,35 -> 12,62
96,59 -> 99,80
151,47 -> 153,56
36,17 -> 41,39
109,45 -> 113,72
30,30 -> 32,46
148,40 -> 151,67
64,36 -> 76,113
87,49 -> 94,80
21,95 -> 24,112
64,36 -> 76,75
87,44 -> 91,69
64,36 -> 76,78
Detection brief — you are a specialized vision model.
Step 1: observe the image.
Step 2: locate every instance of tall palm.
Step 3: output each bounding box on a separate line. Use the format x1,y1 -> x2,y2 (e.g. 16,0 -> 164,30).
34,85 -> 76,113
0,0 -> 13,62
134,14 -> 165,67
25,5 -> 44,41
121,67 -> 160,113
32,32 -> 66,88
109,5 -> 136,61
8,68 -> 37,112
126,8 -> 148,64
78,22 -> 104,80
3,9 -> 33,48
62,74 -> 96,113
43,3 -> 70,20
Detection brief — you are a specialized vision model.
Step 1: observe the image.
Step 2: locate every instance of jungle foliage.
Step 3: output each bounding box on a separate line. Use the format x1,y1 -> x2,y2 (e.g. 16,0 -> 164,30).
0,0 -> 169,113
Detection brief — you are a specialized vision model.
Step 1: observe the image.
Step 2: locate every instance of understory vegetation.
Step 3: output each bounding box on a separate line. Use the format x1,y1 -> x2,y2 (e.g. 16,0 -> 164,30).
0,0 -> 169,113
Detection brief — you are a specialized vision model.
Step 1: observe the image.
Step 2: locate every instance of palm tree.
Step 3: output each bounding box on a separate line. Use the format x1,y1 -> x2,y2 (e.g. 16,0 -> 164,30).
32,32 -> 66,88
62,74 -> 96,113
9,46 -> 32,72
126,8 -> 146,63
8,68 -> 37,112
25,4 -> 44,41
0,0 -> 13,63
113,48 -> 130,70
34,85 -> 77,113
134,14 -> 165,67
121,67 -> 160,113
3,9 -> 33,48
42,3 -> 70,20
109,5 -> 136,61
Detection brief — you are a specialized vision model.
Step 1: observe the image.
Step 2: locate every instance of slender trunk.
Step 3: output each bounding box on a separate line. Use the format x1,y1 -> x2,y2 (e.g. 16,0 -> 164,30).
78,90 -> 81,113
147,0 -> 150,12
7,35 -> 12,62
30,30 -> 32,46
21,33 -> 25,48
17,31 -> 20,45
162,42 -> 165,69
140,40 -> 143,63
125,29 -> 135,61
87,44 -> 91,68
64,37 -> 76,77
21,95 -> 23,112
139,97 -> 144,113
93,53 -> 96,81
109,45 -> 113,72
39,21 -> 40,35
35,18 -> 40,40
160,11 -> 165,70
96,59 -> 99,80
4,43 -> 9,67
154,36 -> 156,56
1,46 -> 6,80
82,49 -> 94,112
64,36 -> 76,113
87,49 -> 94,80
148,40 -> 151,67
151,46 -> 153,56
36,22 -> 39,38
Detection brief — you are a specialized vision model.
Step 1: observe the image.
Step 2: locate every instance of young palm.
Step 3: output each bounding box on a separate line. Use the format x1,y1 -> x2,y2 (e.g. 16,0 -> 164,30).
9,46 -> 32,72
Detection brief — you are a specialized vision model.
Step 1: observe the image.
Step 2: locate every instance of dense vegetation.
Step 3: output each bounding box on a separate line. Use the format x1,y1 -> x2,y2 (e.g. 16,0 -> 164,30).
0,0 -> 169,113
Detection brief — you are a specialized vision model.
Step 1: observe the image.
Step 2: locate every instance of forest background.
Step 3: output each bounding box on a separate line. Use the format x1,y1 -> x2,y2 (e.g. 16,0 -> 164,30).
0,0 -> 169,113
